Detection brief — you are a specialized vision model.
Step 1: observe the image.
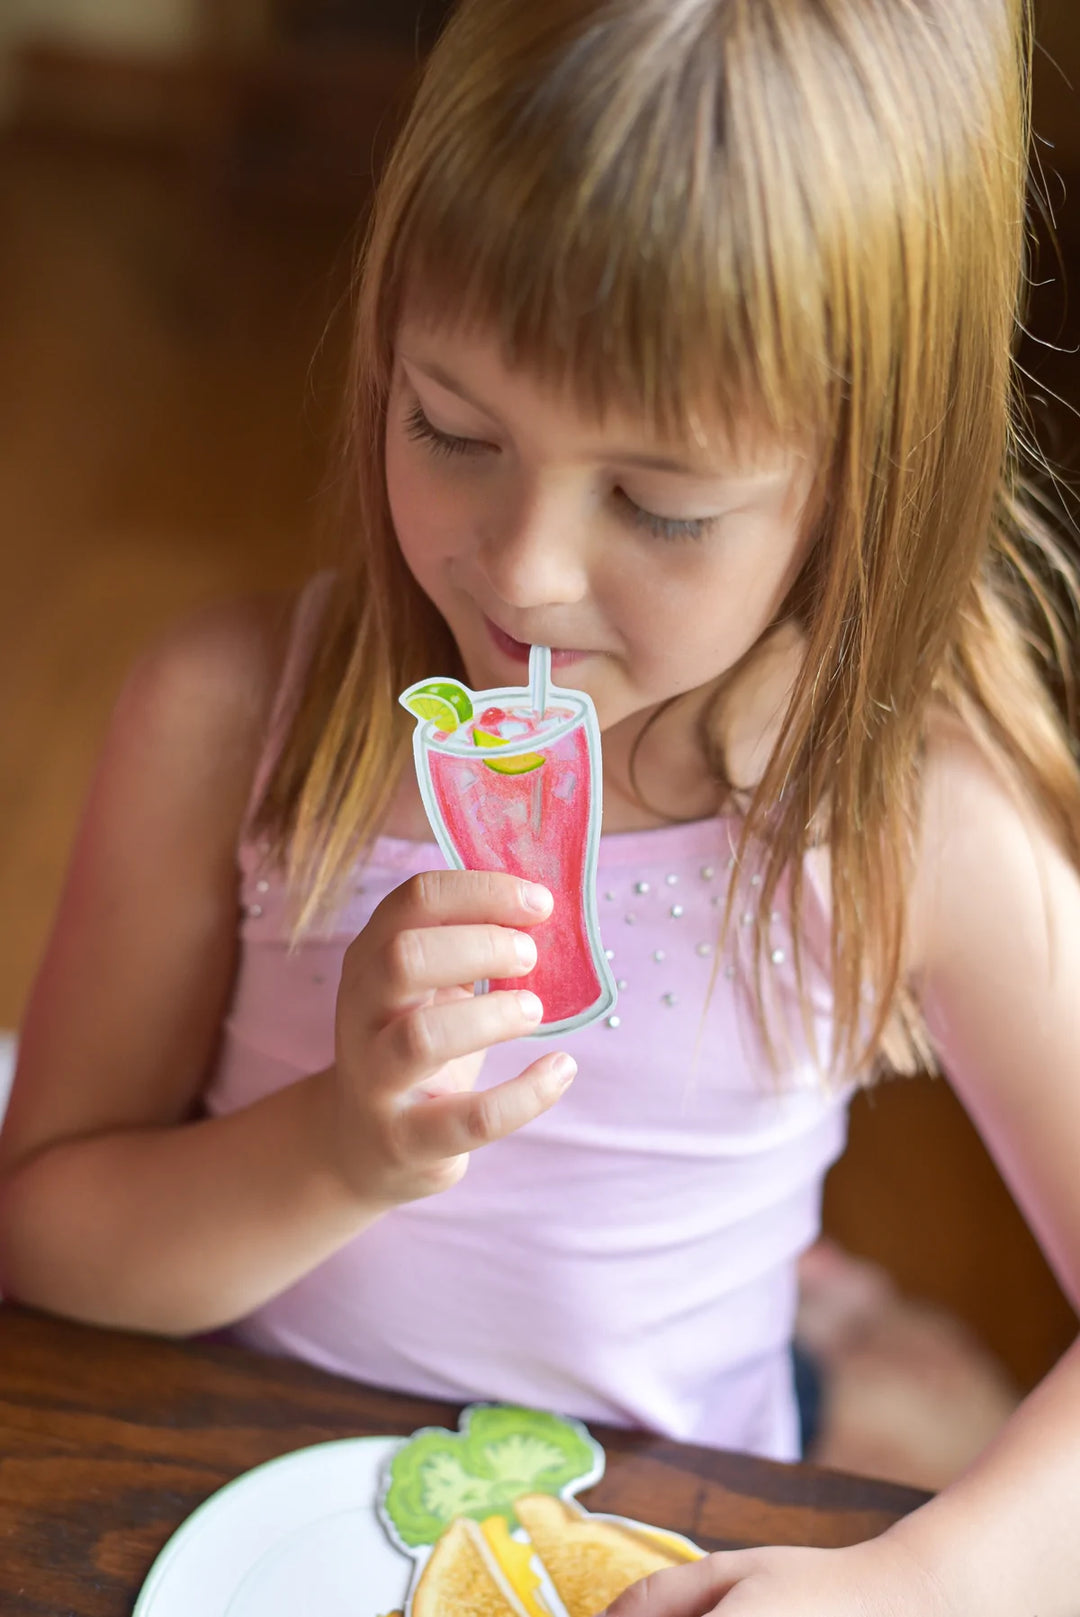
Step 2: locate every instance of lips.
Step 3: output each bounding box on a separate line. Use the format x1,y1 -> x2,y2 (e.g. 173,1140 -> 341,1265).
484,616 -> 589,668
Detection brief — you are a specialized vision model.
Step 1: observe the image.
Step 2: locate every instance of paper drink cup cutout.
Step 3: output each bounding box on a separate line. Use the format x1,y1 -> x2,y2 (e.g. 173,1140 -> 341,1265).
399,647 -> 617,1035
376,1403 -> 703,1617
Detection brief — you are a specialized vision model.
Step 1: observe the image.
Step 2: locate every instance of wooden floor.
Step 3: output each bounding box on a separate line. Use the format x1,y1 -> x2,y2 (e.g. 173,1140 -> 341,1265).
0,130 -> 1076,1399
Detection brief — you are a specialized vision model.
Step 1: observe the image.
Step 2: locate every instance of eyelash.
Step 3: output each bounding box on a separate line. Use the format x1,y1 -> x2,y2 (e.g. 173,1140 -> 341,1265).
404,401 -> 489,459
618,496 -> 714,544
403,400 -> 715,543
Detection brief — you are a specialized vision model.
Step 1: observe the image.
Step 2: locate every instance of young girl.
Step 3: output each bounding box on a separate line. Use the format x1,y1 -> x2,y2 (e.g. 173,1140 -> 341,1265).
2,0 -> 1079,1610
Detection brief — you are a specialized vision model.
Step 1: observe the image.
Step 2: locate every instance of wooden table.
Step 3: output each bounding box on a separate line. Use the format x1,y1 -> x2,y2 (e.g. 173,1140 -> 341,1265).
0,1305 -> 930,1615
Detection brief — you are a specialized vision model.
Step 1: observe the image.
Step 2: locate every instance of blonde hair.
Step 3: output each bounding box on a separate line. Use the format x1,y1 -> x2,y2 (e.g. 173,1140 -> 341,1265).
258,0 -> 1080,1080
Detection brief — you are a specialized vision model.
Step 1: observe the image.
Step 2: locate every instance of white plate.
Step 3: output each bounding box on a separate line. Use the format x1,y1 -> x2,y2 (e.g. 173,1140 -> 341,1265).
134,1436 -> 412,1617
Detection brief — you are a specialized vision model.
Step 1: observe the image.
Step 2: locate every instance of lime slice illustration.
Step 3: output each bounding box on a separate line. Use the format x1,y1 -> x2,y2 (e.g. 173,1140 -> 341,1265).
401,680 -> 474,734
474,728 -> 545,775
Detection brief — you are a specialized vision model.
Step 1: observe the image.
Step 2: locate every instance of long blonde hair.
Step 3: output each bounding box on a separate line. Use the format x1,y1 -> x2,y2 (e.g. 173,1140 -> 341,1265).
257,0 -> 1080,1079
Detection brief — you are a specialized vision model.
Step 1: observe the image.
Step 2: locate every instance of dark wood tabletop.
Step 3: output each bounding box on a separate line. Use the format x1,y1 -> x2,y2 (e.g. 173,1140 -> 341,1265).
0,1304 -> 930,1616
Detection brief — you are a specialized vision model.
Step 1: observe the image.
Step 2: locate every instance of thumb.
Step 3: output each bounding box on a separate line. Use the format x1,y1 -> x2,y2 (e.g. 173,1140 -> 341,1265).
600,1551 -> 758,1617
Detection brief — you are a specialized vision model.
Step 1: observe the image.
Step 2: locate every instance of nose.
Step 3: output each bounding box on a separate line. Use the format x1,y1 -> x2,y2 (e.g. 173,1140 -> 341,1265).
476,482 -> 590,610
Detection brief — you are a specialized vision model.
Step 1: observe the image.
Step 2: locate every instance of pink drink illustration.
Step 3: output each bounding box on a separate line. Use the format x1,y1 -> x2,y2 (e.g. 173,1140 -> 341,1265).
399,649 -> 616,1035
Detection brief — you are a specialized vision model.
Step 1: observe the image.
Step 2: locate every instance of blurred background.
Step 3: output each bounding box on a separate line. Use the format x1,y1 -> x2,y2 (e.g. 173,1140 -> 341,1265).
0,0 -> 1077,1490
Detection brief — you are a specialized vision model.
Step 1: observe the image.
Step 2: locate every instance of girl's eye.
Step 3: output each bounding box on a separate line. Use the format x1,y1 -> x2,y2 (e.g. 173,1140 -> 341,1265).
404,401 -> 491,459
617,489 -> 715,543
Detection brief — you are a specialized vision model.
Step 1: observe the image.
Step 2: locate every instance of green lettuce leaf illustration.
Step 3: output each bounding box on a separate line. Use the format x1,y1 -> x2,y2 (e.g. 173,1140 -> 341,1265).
381,1404 -> 601,1549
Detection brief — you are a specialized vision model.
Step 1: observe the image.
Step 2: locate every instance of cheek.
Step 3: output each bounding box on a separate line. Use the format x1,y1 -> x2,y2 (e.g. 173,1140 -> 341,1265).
616,546 -> 785,683
384,435 -> 450,585
621,549 -> 736,640
384,429 -> 420,548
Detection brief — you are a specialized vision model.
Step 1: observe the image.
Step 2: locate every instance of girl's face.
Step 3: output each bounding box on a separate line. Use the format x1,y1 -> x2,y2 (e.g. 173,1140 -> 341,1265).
386,317 -> 816,796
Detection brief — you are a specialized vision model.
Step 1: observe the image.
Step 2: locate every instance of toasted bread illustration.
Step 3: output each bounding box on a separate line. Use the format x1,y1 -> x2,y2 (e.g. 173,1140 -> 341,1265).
411,1515 -> 551,1616
512,1494 -> 690,1617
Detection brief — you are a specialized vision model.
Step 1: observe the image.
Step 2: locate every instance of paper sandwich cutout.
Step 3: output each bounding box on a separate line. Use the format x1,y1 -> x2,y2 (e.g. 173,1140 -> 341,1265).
377,1404 -> 703,1617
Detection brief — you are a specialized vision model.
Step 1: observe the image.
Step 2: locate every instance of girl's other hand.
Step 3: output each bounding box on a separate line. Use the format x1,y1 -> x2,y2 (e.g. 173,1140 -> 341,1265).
598,1538 -> 959,1617
328,869 -> 574,1205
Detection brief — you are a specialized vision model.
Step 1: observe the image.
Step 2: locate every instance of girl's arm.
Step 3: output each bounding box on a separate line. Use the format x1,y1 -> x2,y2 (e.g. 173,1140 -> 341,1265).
0,597 -> 373,1333
875,724 -> 1080,1612
0,599 -> 567,1335
607,725 -> 1080,1616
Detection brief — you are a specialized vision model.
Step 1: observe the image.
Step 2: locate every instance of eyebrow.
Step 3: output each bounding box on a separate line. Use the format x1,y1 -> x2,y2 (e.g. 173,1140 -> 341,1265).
402,355 -> 786,484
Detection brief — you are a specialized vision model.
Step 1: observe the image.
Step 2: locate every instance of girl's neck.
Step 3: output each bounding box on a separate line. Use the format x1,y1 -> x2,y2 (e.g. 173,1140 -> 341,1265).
599,697 -> 722,831
600,620 -> 807,829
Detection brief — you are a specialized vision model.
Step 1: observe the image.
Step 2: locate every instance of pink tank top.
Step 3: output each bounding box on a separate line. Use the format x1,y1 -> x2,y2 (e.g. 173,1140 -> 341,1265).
205,578 -> 852,1461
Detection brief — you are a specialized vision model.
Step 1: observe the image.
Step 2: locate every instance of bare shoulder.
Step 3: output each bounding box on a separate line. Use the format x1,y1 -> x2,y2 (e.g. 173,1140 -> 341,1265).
113,589 -> 295,816
906,712 -> 1080,1302
908,711 -> 1074,979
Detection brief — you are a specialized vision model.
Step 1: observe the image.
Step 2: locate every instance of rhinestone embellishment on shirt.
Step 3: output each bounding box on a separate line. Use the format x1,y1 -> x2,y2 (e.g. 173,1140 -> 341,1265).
551,851 -> 787,1034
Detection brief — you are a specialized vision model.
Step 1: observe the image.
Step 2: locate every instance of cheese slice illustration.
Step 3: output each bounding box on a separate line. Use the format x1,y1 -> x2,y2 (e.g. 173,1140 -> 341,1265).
411,1516 -> 555,1616
513,1494 -> 696,1617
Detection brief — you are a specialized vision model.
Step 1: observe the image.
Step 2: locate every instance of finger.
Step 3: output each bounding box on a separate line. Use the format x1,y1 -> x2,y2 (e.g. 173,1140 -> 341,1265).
380,923 -> 538,1010
431,983 -> 475,1006
397,1050 -> 577,1159
376,869 -> 553,933
601,1554 -> 751,1617
381,986 -> 547,1089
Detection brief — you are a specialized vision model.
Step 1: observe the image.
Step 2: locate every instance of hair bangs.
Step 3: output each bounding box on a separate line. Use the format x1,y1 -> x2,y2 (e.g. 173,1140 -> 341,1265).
381,5 -> 832,459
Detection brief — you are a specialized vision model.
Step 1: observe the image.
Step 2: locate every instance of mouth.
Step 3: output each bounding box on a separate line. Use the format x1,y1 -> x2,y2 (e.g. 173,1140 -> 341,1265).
484,616 -> 590,669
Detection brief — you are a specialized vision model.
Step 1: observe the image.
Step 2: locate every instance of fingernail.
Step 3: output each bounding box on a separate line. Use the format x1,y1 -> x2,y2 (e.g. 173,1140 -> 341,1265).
513,932 -> 538,970
521,881 -> 553,915
549,1053 -> 577,1088
518,991 -> 544,1022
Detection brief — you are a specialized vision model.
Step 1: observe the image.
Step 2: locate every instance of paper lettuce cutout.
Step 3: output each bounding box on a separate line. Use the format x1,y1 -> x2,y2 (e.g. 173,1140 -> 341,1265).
380,1404 -> 603,1550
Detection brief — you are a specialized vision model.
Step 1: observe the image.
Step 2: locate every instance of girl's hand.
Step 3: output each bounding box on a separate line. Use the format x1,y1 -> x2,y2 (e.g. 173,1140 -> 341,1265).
328,869 -> 572,1205
600,1538 -> 958,1617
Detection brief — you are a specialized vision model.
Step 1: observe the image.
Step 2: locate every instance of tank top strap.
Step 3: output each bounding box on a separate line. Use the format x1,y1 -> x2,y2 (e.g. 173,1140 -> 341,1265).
241,570 -> 336,836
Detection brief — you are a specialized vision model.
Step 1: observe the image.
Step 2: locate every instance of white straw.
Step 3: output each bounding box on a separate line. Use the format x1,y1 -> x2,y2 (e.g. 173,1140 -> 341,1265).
530,644 -> 551,718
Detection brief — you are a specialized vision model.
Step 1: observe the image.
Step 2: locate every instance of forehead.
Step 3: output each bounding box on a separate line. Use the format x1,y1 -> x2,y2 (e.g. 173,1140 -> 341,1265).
395,310 -> 810,480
